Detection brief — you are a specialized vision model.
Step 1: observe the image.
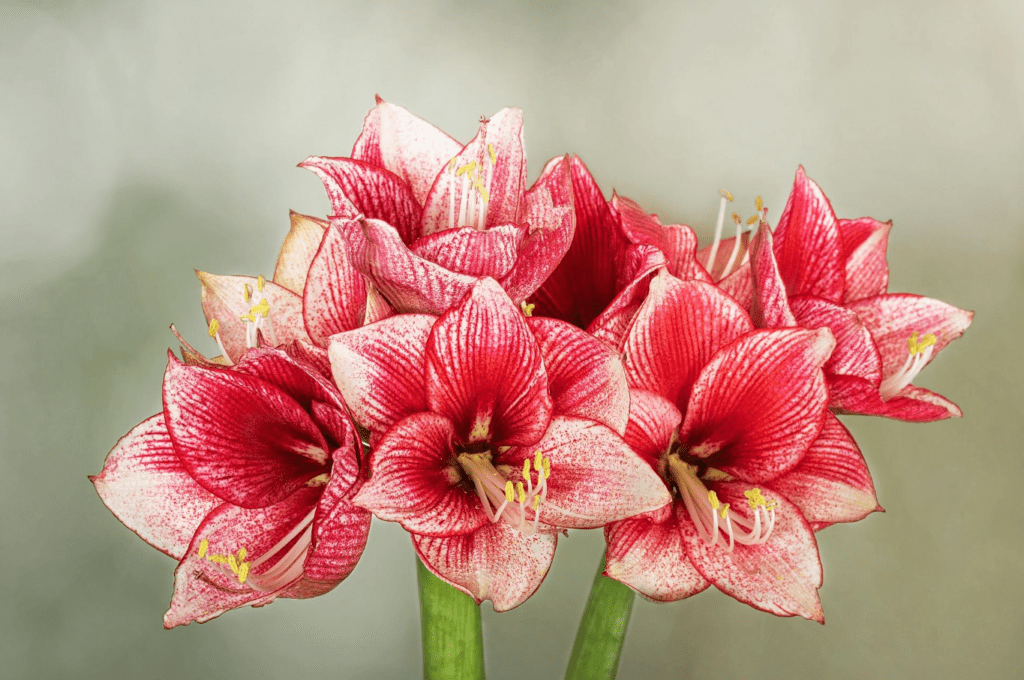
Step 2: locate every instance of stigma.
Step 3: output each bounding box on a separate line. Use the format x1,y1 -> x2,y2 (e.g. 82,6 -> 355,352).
447,143 -> 498,231
458,449 -> 552,535
879,331 -> 937,399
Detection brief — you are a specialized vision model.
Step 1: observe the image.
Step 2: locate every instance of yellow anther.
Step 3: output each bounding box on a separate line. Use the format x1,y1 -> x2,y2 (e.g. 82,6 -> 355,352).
908,331 -> 937,355
197,539 -> 209,559
765,498 -> 779,511
237,547 -> 247,562
522,459 -> 531,481
237,561 -> 250,584
257,275 -> 265,292
505,480 -> 515,503
516,482 -> 526,503
534,450 -> 543,472
448,157 -> 457,172
207,319 -> 220,337
745,488 -> 768,509
542,458 -> 551,479
719,189 -> 734,201
243,284 -> 253,303
745,215 -> 759,226
487,143 -> 496,165
719,502 -> 730,519
455,161 -> 477,177
208,554 -> 226,564
473,178 -> 490,203
755,195 -> 764,212
533,495 -> 540,511
227,554 -> 239,574
520,301 -> 535,317
731,212 -> 741,223
708,490 -> 720,510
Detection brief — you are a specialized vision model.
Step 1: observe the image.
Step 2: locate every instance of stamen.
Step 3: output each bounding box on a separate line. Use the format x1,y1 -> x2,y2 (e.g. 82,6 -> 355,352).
879,331 -> 937,399
520,301 -> 535,317
719,214 -> 744,279
459,450 -> 553,536
706,189 -> 733,276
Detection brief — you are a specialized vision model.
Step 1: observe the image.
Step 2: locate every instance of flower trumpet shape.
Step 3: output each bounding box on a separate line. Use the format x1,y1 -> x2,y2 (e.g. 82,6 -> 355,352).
603,270 -> 880,621
92,347 -> 371,627
301,99 -> 576,315
329,278 -> 669,610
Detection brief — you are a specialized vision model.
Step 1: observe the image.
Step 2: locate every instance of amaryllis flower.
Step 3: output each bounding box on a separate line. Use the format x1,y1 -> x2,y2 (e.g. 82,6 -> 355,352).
92,347 -> 371,627
300,99 -> 575,315
746,168 -> 972,421
329,278 -> 669,610
603,270 -> 880,621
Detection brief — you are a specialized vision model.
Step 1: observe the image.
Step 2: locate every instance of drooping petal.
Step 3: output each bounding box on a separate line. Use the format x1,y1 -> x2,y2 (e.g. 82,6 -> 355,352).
411,224 -> 526,278
772,167 -> 845,302
604,507 -> 710,602
91,414 -> 220,560
425,279 -> 552,445
303,492 -> 372,584
499,417 -> 671,530
352,412 -> 488,537
299,156 -> 423,244
839,217 -> 890,302
413,520 -> 557,612
769,413 -> 881,525
789,295 -> 882,386
351,97 -> 463,205
679,481 -> 824,622
273,211 -> 327,295
163,354 -> 329,508
527,317 -> 630,434
623,271 -> 753,411
615,194 -> 711,282
302,222 -> 369,346
421,107 -> 526,234
680,328 -> 834,483
623,389 -> 682,466
828,376 -> 963,421
328,314 -> 435,435
748,224 -> 797,328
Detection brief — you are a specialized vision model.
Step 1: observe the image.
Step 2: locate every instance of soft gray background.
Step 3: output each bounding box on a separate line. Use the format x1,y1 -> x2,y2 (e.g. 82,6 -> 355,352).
1,1 -> 1020,678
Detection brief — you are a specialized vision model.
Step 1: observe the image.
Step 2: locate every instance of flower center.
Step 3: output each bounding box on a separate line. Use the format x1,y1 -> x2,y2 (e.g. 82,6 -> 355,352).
446,143 -> 497,231
704,191 -> 766,281
667,454 -> 777,553
879,331 -> 937,400
457,449 -> 551,536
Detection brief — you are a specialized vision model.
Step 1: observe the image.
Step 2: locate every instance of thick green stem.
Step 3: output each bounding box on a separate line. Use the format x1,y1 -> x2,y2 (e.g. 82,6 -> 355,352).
564,556 -> 635,680
416,557 -> 486,680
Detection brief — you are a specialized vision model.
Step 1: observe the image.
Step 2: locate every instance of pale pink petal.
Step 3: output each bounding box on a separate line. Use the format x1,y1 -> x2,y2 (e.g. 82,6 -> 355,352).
411,224 -> 526,278
273,211 -> 328,295
839,217 -> 890,302
302,222 -> 369,346
789,295 -> 882,386
748,224 -> 797,328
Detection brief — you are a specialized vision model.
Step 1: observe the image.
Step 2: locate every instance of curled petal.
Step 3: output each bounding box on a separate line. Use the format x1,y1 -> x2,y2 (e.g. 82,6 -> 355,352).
411,224 -> 527,278
615,194 -> 711,282
273,211 -> 327,295
829,376 -> 963,422
789,295 -> 882,386
839,217 -> 890,302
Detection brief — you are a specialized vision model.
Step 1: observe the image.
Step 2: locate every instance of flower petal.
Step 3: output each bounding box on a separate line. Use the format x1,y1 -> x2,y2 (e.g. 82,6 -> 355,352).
604,509 -> 710,602
351,97 -> 463,205
839,217 -> 890,302
328,314 -> 435,435
527,317 -> 630,434
412,520 -> 557,611
748,224 -> 797,328
828,376 -> 963,421
299,156 -> 423,244
789,295 -> 882,386
584,244 -> 666,349
353,412 -> 488,536
163,354 -> 329,508
411,224 -> 527,278
91,414 -> 220,560
302,222 -> 369,346
500,417 -> 671,530
680,328 -> 834,483
772,166 -> 845,302
303,490 -> 372,584
425,278 -> 552,445
273,211 -> 327,295
623,271 -> 753,411
623,389 -> 682,466
615,194 -> 711,283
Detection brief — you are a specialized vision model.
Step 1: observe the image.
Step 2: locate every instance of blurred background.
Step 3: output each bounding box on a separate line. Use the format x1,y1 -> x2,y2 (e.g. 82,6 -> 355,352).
1,1 -> 1021,678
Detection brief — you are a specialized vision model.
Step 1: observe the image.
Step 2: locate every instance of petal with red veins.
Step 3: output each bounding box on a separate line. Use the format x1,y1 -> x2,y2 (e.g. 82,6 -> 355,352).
299,156 -> 422,244
681,328 -> 834,483
231,346 -> 347,413
303,491 -> 372,584
328,314 -> 435,435
413,520 -> 557,612
352,412 -> 487,537
163,355 -> 329,508
274,211 -> 327,295
839,217 -> 890,302
500,417 -> 671,529
623,389 -> 681,466
679,482 -> 824,622
846,294 -> 973,380
789,295 -> 882,386
604,508 -> 709,602
770,413 -> 880,525
422,108 -> 526,234
425,279 -> 552,445
527,317 -> 630,434
585,245 -> 666,348
829,376 -> 963,421
717,263 -> 753,311
697,232 -> 750,282
623,271 -> 753,411
616,194 -> 711,283
91,414 -> 220,560
351,97 -> 463,206
302,222 -> 368,346
282,339 -> 333,380
411,224 -> 526,278
772,167 -> 845,302
362,283 -> 395,325
748,225 -> 797,328
197,271 -> 309,363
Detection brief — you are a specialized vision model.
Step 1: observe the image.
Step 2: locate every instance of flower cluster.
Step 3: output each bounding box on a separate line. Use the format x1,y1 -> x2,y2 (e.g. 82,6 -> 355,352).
93,99 -> 971,626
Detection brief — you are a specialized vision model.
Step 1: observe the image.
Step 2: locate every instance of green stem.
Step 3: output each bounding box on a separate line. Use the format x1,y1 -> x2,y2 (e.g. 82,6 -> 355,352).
565,555 -> 635,680
416,557 -> 486,680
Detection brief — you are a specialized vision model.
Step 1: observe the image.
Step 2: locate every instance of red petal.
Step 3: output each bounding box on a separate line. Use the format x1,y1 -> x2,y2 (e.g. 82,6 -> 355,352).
304,493 -> 372,584
351,98 -> 462,205
421,108 -> 526,234
413,520 -> 557,611
411,224 -> 526,278
717,262 -> 754,311
273,211 -> 327,295
789,295 -> 882,386
680,482 -> 824,622
500,417 -> 671,529
772,167 -> 845,302
527,317 -> 630,434
770,412 -> 880,525
604,509 -> 709,602
163,355 -> 329,508
623,271 -> 753,412
328,314 -> 434,435
828,376 -> 962,421
300,156 -> 423,244
584,245 -> 666,348
616,194 -> 711,282
697,232 -> 750,281
425,279 -> 552,445
748,224 -> 797,328
302,222 -> 369,346
839,217 -> 890,302
92,414 -> 219,560
353,412 -> 487,536
623,389 -> 681,466
681,328 -> 834,483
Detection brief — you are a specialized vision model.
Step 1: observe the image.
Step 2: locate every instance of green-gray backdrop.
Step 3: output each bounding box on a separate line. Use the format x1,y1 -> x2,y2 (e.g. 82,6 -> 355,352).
2,1 -> 1021,678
